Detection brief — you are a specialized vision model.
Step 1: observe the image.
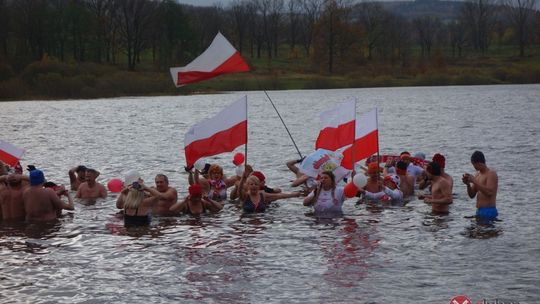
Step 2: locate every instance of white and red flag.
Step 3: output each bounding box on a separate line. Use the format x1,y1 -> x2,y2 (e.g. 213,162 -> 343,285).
184,96 -> 247,167
341,108 -> 379,170
0,140 -> 25,167
170,32 -> 250,87
315,99 -> 356,151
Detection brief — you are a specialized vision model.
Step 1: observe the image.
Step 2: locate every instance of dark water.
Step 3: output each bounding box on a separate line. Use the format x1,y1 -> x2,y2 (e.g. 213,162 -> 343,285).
1,85 -> 539,303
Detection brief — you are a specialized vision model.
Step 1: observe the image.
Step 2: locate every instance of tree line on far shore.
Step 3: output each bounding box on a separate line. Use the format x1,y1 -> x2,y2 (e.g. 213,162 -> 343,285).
0,0 -> 539,100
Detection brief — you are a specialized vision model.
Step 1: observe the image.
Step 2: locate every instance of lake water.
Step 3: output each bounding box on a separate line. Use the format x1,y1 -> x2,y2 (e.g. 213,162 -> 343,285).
1,84 -> 539,303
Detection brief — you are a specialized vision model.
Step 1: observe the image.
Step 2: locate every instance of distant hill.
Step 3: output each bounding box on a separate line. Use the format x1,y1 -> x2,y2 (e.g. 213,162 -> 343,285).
378,0 -> 464,22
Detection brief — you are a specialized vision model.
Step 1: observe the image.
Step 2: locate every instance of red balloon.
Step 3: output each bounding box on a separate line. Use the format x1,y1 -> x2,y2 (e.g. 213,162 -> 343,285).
343,182 -> 358,198
107,178 -> 124,193
233,152 -> 245,166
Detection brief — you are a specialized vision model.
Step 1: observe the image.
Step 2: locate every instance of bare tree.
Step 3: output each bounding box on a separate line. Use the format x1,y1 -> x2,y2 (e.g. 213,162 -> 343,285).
503,0 -> 537,56
286,0 -> 301,54
230,0 -> 251,53
117,0 -> 157,70
448,20 -> 467,57
460,0 -> 498,54
414,16 -> 442,58
300,0 -> 324,56
355,1 -> 387,61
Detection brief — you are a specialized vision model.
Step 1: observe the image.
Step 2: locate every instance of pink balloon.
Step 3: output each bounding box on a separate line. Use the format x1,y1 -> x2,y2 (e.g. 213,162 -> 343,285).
233,152 -> 245,166
107,178 -> 124,193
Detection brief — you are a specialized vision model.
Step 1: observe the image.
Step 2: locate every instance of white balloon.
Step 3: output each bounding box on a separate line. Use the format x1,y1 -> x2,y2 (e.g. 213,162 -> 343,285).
353,173 -> 367,188
124,170 -> 141,185
194,159 -> 205,171
235,165 -> 245,177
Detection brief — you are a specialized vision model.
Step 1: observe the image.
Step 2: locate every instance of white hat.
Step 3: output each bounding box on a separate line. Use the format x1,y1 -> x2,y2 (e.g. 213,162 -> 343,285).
124,170 -> 140,185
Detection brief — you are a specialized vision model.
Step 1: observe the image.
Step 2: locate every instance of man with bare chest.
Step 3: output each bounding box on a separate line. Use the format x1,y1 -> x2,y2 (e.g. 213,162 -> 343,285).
146,174 -> 178,216
23,170 -> 74,222
0,174 -> 28,221
76,169 -> 107,199
419,162 -> 452,214
462,151 -> 498,223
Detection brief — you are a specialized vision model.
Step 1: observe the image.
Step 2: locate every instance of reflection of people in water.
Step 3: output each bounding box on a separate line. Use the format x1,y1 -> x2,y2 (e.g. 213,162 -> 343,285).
462,151 -> 498,223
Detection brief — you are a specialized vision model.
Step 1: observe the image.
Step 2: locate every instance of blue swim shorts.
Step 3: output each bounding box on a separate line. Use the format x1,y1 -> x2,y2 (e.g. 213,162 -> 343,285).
476,207 -> 498,219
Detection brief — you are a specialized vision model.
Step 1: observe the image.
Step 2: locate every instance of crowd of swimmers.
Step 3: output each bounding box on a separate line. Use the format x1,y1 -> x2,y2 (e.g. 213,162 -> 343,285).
0,150 -> 498,227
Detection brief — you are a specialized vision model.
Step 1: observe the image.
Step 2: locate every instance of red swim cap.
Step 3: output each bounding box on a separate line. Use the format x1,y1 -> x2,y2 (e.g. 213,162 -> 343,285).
367,163 -> 381,175
251,171 -> 265,182
189,184 -> 202,196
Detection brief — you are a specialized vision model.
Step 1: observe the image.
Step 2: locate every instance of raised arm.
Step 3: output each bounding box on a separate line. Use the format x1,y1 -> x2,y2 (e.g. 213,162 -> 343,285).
202,197 -> 223,212
50,189 -> 74,211
169,197 -> 188,213
462,173 -> 478,198
264,191 -> 302,203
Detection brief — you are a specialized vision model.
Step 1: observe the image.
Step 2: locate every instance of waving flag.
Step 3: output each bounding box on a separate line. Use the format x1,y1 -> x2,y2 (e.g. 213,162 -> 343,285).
341,108 -> 379,170
0,140 -> 25,167
315,99 -> 356,151
170,32 -> 250,87
184,96 -> 247,167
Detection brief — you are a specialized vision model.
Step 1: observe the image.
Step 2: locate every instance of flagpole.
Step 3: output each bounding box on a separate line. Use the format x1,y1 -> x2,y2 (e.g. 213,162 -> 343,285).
352,99 -> 357,174
261,89 -> 303,159
375,107 -> 381,181
245,96 -> 248,168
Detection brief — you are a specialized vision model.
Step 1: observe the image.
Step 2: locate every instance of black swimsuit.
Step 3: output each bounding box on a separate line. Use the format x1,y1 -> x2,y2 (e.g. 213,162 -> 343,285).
243,193 -> 266,213
124,207 -> 150,226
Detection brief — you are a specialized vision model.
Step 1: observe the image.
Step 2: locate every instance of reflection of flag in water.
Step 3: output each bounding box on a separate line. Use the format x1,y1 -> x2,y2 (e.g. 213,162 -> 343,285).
299,149 -> 349,182
341,108 -> 379,170
315,99 -> 356,151
184,96 -> 247,167
170,32 -> 250,87
0,139 -> 25,167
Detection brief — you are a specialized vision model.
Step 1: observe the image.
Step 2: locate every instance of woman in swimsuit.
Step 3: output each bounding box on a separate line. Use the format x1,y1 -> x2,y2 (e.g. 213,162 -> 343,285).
206,164 -> 239,201
169,184 -> 223,216
116,174 -> 156,227
238,174 -> 302,213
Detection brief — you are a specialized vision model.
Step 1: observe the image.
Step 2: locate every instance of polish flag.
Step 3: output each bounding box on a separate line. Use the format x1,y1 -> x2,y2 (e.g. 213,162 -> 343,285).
184,96 -> 247,167
341,108 -> 379,170
170,32 -> 250,87
315,99 -> 356,151
0,140 -> 25,167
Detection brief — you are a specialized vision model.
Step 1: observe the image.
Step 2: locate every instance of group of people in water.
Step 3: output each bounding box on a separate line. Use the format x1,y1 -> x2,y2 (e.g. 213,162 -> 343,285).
0,150 -> 498,227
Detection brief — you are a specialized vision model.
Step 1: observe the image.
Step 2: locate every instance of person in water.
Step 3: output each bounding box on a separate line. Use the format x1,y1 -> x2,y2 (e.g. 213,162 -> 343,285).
286,158 -> 317,191
23,169 -> 74,222
395,161 -> 415,197
303,171 -> 347,216
418,162 -> 452,214
0,174 -> 29,221
169,184 -> 223,216
148,174 -> 178,216
462,151 -> 498,223
68,165 -> 88,191
206,164 -> 239,201
238,173 -> 302,213
76,168 -> 107,199
116,172 -> 156,227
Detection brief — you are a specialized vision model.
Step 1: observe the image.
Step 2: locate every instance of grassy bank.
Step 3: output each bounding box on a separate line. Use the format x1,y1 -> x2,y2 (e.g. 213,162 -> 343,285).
1,47 -> 540,101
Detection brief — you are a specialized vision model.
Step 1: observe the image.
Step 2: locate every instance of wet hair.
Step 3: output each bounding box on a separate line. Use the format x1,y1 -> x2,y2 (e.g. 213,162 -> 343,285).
471,151 -> 485,164
246,175 -> 260,186
124,188 -> 145,210
320,171 -> 336,188
400,151 -> 411,157
155,174 -> 169,183
76,165 -> 87,173
426,162 -> 441,176
396,161 -> 408,171
7,175 -> 22,187
86,168 -> 98,175
43,181 -> 58,188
